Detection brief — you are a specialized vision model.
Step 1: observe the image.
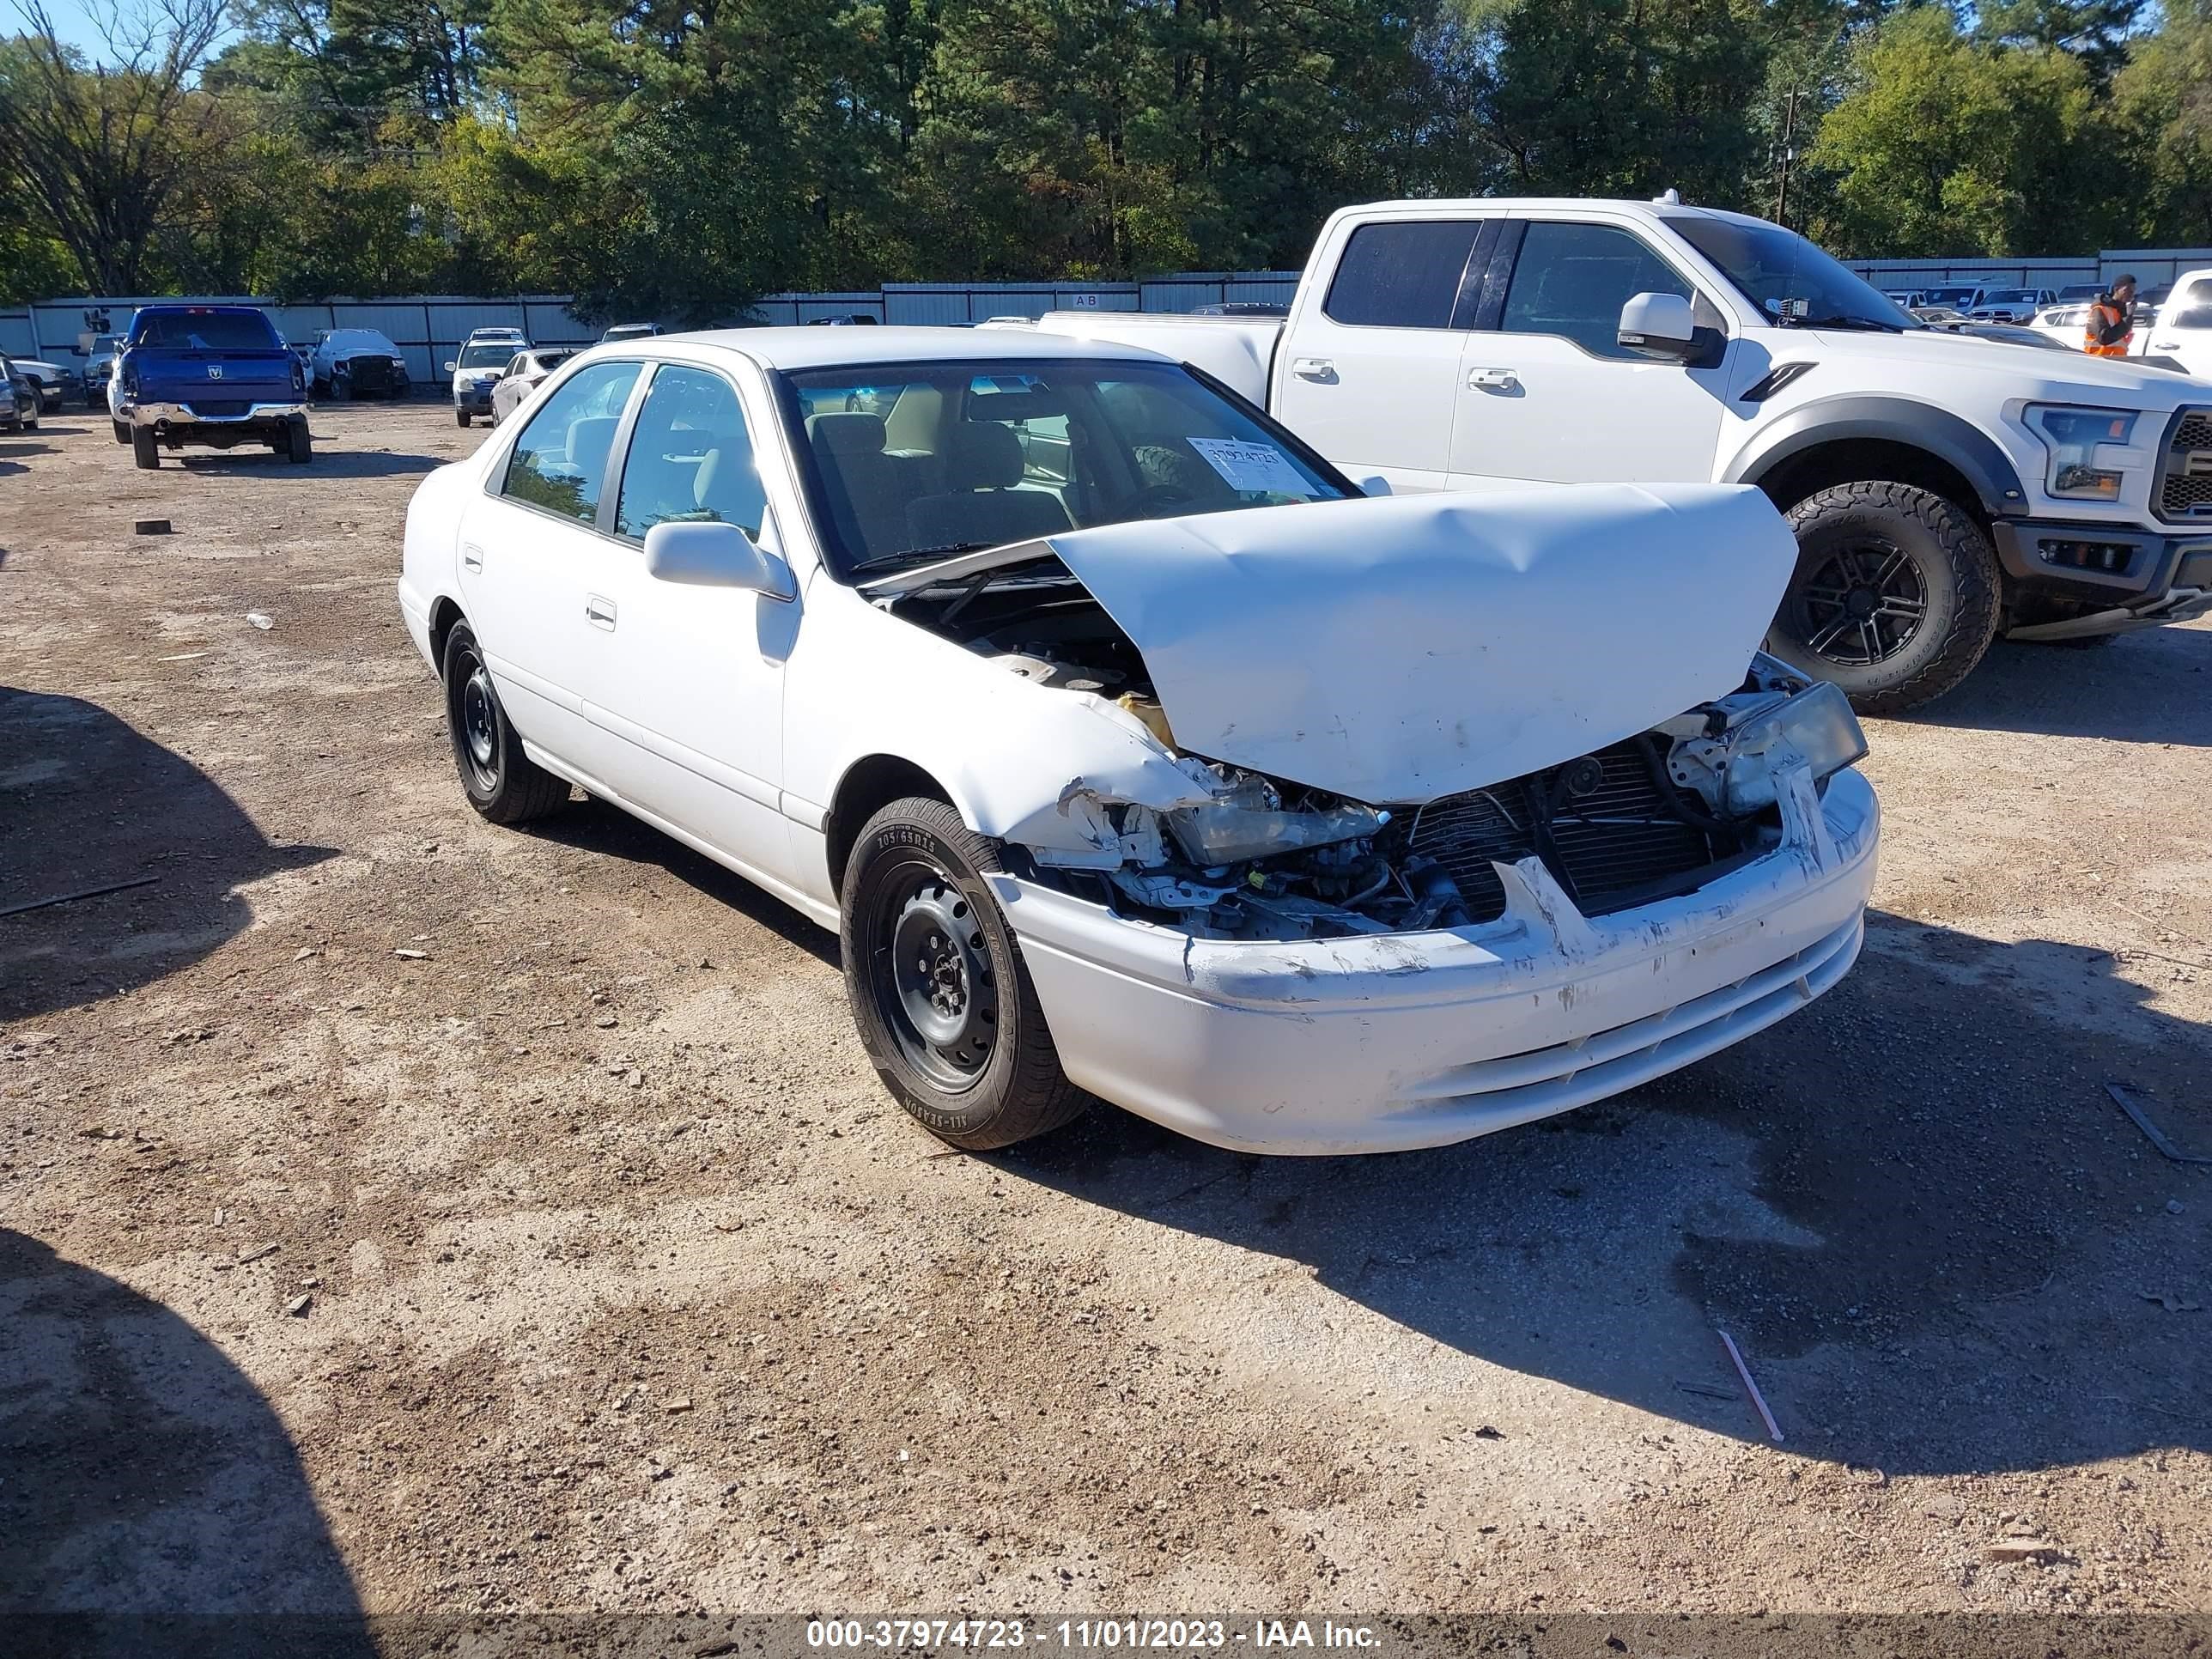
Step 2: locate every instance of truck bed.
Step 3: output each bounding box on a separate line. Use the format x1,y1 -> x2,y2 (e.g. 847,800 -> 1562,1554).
1024,313 -> 1283,405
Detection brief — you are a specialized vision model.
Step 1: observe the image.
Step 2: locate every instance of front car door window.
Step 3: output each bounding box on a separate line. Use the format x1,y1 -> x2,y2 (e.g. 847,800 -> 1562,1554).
614,365 -> 770,540
501,361 -> 644,525
1499,222 -> 1696,358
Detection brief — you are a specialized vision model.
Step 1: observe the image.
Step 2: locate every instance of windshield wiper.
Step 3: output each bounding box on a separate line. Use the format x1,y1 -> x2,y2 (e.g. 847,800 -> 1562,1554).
1796,314 -> 1905,333
856,540 -> 1000,573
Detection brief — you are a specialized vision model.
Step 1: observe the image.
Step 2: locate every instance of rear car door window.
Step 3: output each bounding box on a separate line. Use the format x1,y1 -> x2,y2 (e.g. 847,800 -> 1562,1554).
501,361 -> 643,526
1500,222 -> 1694,358
614,365 -> 769,540
1322,220 -> 1481,329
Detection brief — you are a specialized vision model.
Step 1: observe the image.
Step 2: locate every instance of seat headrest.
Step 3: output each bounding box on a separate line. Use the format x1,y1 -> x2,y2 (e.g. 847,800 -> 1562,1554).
807,411 -> 889,459
947,420 -> 1024,489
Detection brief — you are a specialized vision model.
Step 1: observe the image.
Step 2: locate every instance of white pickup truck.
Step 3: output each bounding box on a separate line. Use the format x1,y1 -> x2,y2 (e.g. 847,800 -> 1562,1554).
1031,198 -> 2212,712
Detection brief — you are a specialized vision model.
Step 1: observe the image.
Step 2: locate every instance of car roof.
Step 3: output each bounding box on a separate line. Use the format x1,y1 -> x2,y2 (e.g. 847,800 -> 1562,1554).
636,325 -> 1170,373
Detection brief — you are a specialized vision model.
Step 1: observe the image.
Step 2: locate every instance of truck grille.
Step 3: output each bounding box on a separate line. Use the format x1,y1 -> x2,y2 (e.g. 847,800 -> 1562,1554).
1407,738 -> 1730,924
2157,410 -> 2212,520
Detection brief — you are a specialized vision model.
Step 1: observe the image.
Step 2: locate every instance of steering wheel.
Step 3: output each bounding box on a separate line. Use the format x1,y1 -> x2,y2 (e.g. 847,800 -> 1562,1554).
1121,483 -> 1198,518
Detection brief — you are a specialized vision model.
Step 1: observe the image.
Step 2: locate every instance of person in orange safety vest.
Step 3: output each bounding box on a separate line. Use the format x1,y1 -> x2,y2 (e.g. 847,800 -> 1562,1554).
2085,275 -> 2137,356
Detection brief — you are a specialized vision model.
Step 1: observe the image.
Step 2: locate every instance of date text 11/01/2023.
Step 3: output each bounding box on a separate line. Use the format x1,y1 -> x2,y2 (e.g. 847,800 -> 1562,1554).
805,1620 -> 1382,1650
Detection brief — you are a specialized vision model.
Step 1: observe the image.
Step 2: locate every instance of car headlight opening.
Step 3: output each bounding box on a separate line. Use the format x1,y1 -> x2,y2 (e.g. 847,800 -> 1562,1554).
2025,404 -> 2139,502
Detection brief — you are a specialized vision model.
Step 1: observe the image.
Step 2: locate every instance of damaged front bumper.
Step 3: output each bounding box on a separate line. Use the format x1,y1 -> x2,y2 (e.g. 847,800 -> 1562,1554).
991,768 -> 1878,1155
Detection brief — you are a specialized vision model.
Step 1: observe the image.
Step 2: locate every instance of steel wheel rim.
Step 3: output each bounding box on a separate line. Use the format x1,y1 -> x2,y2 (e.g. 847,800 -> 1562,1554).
458,659 -> 500,790
1795,539 -> 1929,666
869,857 -> 997,1092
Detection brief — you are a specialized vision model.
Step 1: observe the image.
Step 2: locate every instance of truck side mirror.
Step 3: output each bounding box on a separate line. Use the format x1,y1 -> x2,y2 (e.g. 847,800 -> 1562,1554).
1618,292 -> 1698,361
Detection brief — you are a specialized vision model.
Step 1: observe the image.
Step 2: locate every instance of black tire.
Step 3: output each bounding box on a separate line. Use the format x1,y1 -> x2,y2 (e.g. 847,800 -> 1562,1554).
131,425 -> 158,470
1765,481 -> 2001,716
440,622 -> 569,825
21,406 -> 35,432
454,409 -> 471,428
112,419 -> 129,445
286,417 -> 312,465
840,796 -> 1088,1152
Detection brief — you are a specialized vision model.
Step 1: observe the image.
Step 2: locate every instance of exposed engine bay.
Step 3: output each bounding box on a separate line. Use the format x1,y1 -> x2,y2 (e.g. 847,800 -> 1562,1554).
884,552 -> 1867,942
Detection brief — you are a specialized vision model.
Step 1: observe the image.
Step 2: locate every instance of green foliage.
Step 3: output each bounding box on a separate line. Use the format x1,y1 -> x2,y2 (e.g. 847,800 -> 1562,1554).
0,0 -> 2203,307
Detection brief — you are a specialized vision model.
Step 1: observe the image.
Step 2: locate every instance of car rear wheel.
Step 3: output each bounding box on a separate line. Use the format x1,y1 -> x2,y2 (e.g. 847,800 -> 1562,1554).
1765,481 -> 2000,716
131,426 -> 158,469
440,622 -> 569,824
840,797 -> 1088,1152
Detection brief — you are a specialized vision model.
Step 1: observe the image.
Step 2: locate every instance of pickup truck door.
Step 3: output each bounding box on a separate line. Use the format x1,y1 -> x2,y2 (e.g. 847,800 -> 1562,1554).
1272,215 -> 1502,492
570,361 -> 799,890
1447,217 -> 1733,490
454,358 -> 647,784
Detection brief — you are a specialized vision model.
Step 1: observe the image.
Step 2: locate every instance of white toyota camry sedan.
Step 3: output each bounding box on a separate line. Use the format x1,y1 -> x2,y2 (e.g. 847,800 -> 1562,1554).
396,328 -> 1880,1156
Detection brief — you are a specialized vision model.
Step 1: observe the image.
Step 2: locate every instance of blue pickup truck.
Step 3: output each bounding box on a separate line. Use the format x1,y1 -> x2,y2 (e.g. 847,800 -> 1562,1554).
114,305 -> 312,468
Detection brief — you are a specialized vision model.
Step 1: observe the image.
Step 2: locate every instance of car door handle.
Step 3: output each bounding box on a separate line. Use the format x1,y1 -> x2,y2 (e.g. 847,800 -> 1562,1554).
585,594 -> 617,630
461,544 -> 483,571
1468,367 -> 1519,390
1290,357 -> 1336,381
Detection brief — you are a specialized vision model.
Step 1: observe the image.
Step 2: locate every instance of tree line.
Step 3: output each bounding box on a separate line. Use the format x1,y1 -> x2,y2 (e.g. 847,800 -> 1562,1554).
3,0 -> 2209,321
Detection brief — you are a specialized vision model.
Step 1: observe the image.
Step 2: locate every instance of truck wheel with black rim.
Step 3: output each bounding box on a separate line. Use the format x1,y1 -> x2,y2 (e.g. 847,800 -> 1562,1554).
840,796 -> 1088,1152
441,622 -> 568,824
286,417 -> 312,465
1765,481 -> 2001,716
131,426 -> 158,469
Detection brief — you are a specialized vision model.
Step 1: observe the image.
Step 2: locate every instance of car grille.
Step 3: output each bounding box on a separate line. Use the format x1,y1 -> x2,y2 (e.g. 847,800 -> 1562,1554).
184,400 -> 249,417
1407,738 -> 1729,924
343,356 -> 400,392
2157,410 -> 2212,520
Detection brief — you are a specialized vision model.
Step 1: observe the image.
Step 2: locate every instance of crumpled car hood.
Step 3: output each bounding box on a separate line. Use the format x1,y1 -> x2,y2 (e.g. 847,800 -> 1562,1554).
1036,484 -> 1798,805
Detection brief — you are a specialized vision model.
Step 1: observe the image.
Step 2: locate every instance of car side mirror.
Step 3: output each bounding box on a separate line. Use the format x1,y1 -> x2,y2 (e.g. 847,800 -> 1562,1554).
642,520 -> 796,600
1358,475 -> 1392,497
1618,291 -> 1699,360
442,360 -> 456,373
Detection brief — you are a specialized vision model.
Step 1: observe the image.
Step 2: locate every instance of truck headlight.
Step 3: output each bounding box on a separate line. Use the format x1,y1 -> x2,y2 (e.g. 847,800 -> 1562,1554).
2025,404 -> 2139,501
1716,681 -> 1868,817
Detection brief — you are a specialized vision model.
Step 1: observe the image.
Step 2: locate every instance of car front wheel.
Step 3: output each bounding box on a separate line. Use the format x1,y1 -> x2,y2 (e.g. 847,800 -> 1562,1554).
1765,480 -> 2001,716
441,622 -> 570,824
840,796 -> 1088,1152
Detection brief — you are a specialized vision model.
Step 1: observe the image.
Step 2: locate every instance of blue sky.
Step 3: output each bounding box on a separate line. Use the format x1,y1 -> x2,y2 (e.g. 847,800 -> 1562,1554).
13,0 -> 241,64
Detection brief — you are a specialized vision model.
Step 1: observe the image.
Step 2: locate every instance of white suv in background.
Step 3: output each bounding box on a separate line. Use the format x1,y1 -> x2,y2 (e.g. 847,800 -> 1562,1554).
448,328 -> 528,427
2137,268 -> 2212,379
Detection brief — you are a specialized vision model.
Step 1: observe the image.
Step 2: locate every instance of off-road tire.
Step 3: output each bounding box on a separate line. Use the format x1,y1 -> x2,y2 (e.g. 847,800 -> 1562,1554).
131,426 -> 158,469
841,796 -> 1088,1152
441,622 -> 569,825
1766,480 -> 2001,716
286,417 -> 313,465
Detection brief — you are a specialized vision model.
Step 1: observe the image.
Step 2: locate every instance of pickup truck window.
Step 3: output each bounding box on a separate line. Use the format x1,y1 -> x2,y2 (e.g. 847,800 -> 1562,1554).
781,358 -> 1351,578
1499,222 -> 1694,359
501,360 -> 642,526
616,365 -> 769,540
129,311 -> 279,350
1665,214 -> 1913,332
1322,220 -> 1481,330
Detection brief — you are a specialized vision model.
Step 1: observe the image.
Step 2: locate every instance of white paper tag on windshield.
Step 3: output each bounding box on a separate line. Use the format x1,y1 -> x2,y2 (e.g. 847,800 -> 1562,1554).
1188,437 -> 1307,495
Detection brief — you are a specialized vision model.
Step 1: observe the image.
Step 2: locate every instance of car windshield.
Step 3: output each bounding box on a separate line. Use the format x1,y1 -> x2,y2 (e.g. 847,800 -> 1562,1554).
1665,214 -> 1916,331
781,357 -> 1353,578
460,343 -> 514,368
129,311 -> 278,350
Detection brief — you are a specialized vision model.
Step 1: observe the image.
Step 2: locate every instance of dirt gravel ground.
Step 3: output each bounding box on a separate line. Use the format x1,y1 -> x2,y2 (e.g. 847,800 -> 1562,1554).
2,400 -> 2209,1650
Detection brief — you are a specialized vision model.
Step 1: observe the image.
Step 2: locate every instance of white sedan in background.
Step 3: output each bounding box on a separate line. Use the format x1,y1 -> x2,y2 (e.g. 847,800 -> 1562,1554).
396,331 -> 1879,1156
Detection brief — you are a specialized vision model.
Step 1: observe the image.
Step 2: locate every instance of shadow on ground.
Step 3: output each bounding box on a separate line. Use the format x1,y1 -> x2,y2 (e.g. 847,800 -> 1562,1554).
1001,913 -> 2211,1478
0,689 -> 335,1020
171,449 -> 441,479
518,794 -> 838,967
0,1231 -> 372,1656
1908,624 -> 2212,744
